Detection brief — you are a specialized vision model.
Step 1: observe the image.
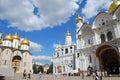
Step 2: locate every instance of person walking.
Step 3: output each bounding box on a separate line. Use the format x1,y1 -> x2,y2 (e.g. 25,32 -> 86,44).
23,69 -> 27,79
27,70 -> 32,80
39,71 -> 42,80
81,71 -> 84,80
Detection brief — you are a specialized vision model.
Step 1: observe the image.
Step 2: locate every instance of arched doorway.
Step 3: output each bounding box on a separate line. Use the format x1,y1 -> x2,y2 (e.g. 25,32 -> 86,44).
96,45 -> 120,75
12,56 -> 22,72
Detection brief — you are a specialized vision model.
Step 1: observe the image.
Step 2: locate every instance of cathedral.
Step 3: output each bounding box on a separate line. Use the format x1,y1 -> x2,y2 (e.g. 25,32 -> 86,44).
53,0 -> 120,75
0,32 -> 32,73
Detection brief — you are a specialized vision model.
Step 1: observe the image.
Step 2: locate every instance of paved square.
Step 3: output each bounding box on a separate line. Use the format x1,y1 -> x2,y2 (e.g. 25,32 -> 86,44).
13,73 -> 120,80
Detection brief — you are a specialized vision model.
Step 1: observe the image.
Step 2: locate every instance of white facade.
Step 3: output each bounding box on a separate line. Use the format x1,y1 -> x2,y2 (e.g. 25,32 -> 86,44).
0,33 -> 32,73
53,1 -> 120,75
53,31 -> 76,74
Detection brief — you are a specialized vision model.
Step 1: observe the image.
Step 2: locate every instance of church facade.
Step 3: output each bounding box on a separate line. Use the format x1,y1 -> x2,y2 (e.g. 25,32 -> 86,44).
0,32 -> 32,73
53,0 -> 120,75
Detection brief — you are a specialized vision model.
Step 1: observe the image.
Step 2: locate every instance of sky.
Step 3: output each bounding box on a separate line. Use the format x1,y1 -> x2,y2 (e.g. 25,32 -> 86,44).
0,0 -> 113,65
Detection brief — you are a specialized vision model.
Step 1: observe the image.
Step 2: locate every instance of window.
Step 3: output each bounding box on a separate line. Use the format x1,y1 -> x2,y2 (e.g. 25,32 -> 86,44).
65,48 -> 68,54
107,31 -> 113,41
77,53 -> 79,58
88,39 -> 90,44
4,60 -> 6,65
102,22 -> 105,25
70,47 -> 72,49
57,52 -> 59,57
89,55 -> 92,63
63,66 -> 65,72
100,34 -> 105,43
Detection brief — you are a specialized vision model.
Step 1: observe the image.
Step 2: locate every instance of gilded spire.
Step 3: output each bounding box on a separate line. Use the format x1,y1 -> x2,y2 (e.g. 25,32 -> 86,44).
65,30 -> 71,36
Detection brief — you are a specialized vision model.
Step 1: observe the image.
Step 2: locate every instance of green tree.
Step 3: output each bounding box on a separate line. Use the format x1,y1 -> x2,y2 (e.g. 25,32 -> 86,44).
33,64 -> 38,73
47,63 -> 53,74
38,65 -> 44,73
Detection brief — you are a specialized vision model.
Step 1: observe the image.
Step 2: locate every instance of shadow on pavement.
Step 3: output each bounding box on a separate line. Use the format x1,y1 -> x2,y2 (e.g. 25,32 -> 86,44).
0,75 -> 5,80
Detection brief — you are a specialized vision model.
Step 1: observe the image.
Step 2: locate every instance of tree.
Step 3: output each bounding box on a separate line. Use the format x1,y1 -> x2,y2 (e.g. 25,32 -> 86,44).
47,63 -> 53,74
38,65 -> 44,73
33,64 -> 38,73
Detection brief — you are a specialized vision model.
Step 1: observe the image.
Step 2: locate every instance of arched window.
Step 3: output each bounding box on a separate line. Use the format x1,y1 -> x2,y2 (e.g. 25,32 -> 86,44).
107,31 -> 113,41
77,53 -> 79,58
57,52 -> 59,57
100,34 -> 105,43
65,48 -> 68,54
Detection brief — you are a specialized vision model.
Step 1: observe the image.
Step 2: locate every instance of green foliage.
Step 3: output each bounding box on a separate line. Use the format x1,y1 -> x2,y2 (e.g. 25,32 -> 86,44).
33,64 -> 38,73
38,65 -> 44,73
33,64 -> 44,73
47,63 -> 53,74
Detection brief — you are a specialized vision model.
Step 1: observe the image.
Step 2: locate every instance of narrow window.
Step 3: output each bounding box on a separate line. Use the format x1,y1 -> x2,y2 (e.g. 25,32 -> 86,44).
100,34 -> 105,43
107,31 -> 113,41
65,48 -> 68,54
77,53 -> 79,58
89,55 -> 92,63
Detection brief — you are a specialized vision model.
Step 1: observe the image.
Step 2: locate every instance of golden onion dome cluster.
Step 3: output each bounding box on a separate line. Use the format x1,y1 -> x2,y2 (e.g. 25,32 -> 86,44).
109,0 -> 120,14
3,33 -> 30,46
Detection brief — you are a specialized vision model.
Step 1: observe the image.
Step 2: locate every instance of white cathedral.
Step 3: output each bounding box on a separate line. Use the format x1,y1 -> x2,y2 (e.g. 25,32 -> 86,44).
0,32 -> 32,73
53,0 -> 120,75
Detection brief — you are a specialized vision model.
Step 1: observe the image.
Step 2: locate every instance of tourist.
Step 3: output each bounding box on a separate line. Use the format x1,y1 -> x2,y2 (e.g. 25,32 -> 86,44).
23,69 -> 27,79
81,71 -> 84,80
39,71 -> 42,80
95,70 -> 99,80
28,70 -> 32,80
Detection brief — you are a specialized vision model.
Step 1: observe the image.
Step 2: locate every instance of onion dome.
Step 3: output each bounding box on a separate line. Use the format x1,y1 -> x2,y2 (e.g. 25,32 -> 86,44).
66,31 -> 71,36
13,33 -> 20,40
109,0 -> 120,14
0,39 -> 3,44
76,15 -> 83,23
3,34 -> 13,41
21,38 -> 30,46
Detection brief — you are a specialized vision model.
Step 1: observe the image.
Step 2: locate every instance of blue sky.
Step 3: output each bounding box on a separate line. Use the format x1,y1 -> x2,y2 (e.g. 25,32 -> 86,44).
0,0 -> 112,65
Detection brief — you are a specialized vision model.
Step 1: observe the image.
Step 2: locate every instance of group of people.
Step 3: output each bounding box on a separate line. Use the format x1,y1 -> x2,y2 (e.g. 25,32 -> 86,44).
23,69 -> 43,80
93,70 -> 104,80
23,69 -> 32,79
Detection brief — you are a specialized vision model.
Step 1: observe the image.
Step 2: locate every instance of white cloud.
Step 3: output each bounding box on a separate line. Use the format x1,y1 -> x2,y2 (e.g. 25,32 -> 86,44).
0,0 -> 79,31
32,55 -> 52,62
20,38 -> 42,53
82,0 -> 112,21
29,41 -> 42,53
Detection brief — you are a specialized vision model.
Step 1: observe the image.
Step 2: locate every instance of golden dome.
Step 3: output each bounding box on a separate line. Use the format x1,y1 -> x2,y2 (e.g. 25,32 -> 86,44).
109,0 -> 120,14
21,39 -> 30,46
66,31 -> 71,36
76,15 -> 83,23
0,39 -> 3,44
13,33 -> 20,40
3,34 -> 13,41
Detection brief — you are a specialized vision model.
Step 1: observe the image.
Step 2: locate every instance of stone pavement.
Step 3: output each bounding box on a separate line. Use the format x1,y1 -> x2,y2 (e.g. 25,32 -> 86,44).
12,73 -> 120,80
2,73 -> 120,80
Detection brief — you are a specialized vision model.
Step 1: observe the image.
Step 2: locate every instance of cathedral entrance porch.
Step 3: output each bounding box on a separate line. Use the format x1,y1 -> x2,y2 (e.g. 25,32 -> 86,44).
96,45 -> 120,75
12,56 -> 22,73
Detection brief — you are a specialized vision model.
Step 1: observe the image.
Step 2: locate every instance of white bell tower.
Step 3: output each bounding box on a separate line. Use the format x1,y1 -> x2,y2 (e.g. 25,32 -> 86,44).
65,30 -> 72,45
